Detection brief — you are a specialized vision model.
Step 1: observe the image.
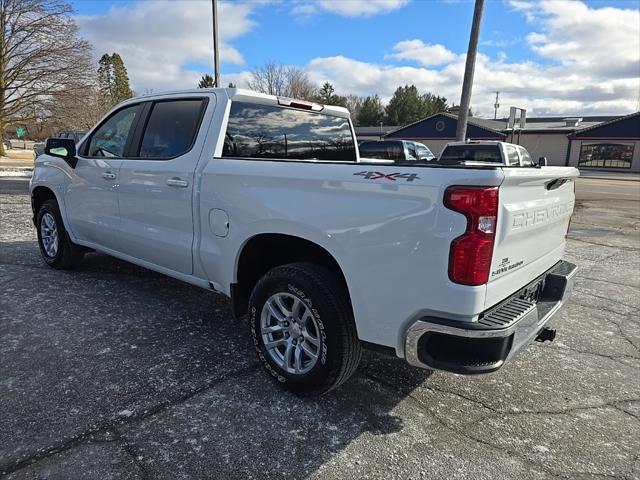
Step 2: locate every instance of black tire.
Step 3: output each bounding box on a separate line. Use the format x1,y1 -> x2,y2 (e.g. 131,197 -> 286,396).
249,262 -> 362,395
36,199 -> 84,269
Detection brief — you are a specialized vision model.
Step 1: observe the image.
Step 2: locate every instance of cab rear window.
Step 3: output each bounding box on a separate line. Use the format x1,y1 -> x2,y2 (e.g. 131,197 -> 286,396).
222,102 -> 356,162
358,141 -> 404,161
439,145 -> 502,164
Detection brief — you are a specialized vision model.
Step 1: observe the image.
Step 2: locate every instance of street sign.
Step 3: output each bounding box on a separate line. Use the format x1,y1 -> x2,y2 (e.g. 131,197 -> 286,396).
16,127 -> 26,138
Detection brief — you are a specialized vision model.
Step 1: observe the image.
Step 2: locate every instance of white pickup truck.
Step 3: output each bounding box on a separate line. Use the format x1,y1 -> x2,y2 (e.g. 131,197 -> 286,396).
30,88 -> 578,395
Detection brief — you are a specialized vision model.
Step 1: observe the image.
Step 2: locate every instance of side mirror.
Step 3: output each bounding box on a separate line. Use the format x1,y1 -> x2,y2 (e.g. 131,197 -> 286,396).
45,138 -> 77,168
538,156 -> 547,167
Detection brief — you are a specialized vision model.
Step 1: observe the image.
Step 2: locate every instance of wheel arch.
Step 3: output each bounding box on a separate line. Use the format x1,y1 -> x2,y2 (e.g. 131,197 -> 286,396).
231,233 -> 353,321
31,185 -> 59,223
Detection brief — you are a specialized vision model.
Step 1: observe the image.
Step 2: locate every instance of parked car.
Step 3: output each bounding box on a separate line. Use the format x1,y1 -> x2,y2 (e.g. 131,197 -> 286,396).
359,140 -> 435,163
34,131 -> 87,158
30,88 -> 578,395
438,140 -> 537,166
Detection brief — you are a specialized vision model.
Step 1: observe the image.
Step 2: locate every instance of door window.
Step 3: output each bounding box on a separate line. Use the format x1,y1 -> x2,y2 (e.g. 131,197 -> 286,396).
86,104 -> 141,157
505,145 -> 520,166
139,99 -> 205,158
518,147 -> 534,166
417,146 -> 434,160
405,142 -> 418,161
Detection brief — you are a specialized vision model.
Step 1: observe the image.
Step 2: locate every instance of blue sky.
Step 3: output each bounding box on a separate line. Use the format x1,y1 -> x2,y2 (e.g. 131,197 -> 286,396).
72,0 -> 640,116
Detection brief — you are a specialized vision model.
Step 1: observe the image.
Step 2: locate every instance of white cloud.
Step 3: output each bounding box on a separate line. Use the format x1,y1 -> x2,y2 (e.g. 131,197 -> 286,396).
301,1 -> 640,116
76,0 -> 638,117
387,40 -> 458,66
77,1 -> 255,93
306,56 -> 448,99
290,4 -> 318,16
518,0 -> 640,80
295,0 -> 409,17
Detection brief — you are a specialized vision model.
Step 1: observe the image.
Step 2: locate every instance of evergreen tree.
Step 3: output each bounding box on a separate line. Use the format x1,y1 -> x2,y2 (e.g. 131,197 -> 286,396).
385,85 -> 448,126
357,95 -> 385,126
316,82 -> 335,102
97,54 -> 114,101
111,53 -> 133,103
97,53 -> 132,106
314,82 -> 347,107
198,74 -> 216,88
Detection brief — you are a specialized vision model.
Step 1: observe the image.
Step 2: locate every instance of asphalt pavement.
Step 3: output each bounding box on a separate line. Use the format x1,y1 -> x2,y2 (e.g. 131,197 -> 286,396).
575,176 -> 640,202
1,175 -> 639,479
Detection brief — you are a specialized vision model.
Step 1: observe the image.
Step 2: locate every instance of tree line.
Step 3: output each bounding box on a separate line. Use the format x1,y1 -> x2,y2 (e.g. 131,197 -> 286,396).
0,0 -> 133,152
198,61 -> 449,127
0,0 -> 451,155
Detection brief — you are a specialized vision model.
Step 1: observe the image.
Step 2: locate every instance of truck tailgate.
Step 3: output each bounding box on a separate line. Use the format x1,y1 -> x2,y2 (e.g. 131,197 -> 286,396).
485,167 -> 579,308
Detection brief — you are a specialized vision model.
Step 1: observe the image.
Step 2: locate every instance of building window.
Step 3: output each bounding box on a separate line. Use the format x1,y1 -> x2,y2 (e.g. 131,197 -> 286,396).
578,143 -> 634,169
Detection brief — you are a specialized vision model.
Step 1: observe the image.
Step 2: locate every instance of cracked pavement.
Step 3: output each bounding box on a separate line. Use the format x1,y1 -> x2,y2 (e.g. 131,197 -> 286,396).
1,176 -> 639,480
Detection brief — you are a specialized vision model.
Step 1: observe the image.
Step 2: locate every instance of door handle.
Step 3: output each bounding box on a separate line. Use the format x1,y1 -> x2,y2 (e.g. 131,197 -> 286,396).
166,177 -> 189,188
102,171 -> 117,180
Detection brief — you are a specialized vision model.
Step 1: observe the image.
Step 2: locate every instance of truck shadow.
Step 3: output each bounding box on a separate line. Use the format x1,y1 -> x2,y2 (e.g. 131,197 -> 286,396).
1,242 -> 433,479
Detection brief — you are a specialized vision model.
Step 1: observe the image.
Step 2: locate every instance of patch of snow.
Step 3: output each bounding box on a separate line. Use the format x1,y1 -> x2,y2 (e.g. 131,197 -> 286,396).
0,169 -> 32,177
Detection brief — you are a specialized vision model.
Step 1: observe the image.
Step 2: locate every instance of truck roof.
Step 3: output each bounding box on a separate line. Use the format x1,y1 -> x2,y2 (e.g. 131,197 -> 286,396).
444,140 -> 520,148
133,87 -> 351,119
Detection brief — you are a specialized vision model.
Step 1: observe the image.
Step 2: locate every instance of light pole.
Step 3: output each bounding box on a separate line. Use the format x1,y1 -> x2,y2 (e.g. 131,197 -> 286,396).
212,0 -> 220,87
455,0 -> 485,141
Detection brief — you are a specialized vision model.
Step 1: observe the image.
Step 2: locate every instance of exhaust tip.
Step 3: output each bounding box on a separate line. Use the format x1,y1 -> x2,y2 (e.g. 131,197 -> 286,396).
535,328 -> 556,343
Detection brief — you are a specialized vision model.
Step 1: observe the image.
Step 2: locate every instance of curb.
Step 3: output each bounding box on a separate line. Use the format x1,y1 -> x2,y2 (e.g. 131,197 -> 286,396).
578,175 -> 640,183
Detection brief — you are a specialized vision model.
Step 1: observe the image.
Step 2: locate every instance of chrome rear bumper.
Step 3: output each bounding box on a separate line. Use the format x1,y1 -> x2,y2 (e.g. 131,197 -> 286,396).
404,260 -> 578,374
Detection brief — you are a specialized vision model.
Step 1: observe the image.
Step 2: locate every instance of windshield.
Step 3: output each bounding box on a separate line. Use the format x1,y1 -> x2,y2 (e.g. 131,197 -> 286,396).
438,144 -> 502,164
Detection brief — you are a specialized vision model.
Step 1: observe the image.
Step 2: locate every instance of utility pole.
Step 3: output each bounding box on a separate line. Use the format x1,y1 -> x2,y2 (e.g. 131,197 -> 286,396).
493,91 -> 500,120
455,0 -> 485,141
212,0 -> 220,87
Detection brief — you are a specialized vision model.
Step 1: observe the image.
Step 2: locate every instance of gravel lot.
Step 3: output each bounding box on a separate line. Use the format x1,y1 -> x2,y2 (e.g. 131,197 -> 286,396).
1,176 -> 639,480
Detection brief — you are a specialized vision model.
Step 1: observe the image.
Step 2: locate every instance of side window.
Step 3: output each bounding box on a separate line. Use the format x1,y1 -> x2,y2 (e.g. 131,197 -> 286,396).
139,99 -> 204,158
222,102 -> 356,162
405,143 -> 417,161
417,146 -> 433,160
505,145 -> 520,166
87,104 -> 141,157
518,147 -> 534,167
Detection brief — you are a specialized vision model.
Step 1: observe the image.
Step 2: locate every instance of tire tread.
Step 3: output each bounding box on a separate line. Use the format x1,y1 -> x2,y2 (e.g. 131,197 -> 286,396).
250,262 -> 361,395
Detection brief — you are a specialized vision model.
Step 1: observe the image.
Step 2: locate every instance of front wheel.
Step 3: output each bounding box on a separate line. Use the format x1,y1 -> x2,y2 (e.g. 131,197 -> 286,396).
36,199 -> 84,269
249,263 -> 361,395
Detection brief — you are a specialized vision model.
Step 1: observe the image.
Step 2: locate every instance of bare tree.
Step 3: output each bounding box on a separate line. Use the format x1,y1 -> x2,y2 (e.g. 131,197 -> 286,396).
344,94 -> 365,122
285,67 -> 316,101
0,0 -> 93,154
45,81 -> 109,133
248,60 -> 316,100
247,60 -> 287,96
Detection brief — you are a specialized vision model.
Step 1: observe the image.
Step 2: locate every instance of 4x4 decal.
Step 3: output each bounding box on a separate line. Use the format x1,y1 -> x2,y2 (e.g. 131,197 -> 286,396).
354,171 -> 420,182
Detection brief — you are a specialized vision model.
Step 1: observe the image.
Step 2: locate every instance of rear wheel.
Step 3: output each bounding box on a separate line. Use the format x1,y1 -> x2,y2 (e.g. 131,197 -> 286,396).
249,263 -> 361,395
36,199 -> 84,269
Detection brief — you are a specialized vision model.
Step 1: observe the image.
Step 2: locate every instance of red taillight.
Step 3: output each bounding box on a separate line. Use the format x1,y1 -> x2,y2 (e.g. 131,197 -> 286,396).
444,186 -> 499,286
